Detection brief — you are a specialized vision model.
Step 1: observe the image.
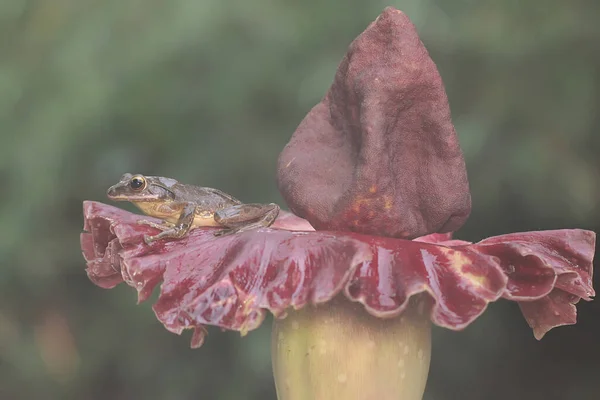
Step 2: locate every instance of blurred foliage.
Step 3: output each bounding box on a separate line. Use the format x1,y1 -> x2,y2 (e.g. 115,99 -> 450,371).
1,0 -> 599,399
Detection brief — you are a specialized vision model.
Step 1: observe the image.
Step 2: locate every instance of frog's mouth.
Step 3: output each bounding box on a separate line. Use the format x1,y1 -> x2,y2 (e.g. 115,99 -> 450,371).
107,193 -> 159,202
107,195 -> 130,201
106,187 -> 158,202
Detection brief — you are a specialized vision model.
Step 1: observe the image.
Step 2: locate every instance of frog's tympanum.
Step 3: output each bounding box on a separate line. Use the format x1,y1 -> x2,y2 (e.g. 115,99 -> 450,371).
107,173 -> 279,243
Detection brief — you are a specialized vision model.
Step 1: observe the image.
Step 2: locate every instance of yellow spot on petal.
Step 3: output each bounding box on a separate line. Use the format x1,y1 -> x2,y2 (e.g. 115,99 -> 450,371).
398,359 -> 405,368
337,373 -> 347,383
383,195 -> 393,210
440,248 -> 488,288
351,197 -> 371,213
369,185 -> 377,193
403,345 -> 410,355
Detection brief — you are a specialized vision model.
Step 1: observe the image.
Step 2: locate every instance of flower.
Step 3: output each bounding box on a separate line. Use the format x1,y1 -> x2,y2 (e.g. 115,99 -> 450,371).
277,8 -> 471,239
81,7 -> 596,399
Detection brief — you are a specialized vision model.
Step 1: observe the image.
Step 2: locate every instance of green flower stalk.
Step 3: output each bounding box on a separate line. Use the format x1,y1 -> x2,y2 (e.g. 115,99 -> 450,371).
272,297 -> 431,400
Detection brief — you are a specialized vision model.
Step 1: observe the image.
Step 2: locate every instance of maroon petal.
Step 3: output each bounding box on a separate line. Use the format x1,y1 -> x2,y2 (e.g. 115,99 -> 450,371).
277,7 -> 471,239
475,230 -> 595,339
519,290 -> 583,340
82,202 -> 595,348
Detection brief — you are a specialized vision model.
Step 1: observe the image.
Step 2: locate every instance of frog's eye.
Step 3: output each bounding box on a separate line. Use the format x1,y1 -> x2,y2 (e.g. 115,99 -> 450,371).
129,175 -> 146,191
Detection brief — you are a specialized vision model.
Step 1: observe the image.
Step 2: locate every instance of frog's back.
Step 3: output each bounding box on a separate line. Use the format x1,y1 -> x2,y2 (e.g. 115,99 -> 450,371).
176,184 -> 242,210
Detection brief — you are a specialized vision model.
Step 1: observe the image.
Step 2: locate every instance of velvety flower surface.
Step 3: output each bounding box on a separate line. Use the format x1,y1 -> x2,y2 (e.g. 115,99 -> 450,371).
81,201 -> 595,348
277,7 -> 471,239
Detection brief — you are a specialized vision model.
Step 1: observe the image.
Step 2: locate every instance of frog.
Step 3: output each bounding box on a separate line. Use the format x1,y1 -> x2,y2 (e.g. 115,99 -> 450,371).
107,173 -> 280,244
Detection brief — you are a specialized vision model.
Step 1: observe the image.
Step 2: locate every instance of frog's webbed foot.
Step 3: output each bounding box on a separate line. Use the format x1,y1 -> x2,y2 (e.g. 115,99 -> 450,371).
137,219 -> 175,244
139,202 -> 196,244
143,225 -> 192,244
142,220 -> 194,244
137,219 -> 175,231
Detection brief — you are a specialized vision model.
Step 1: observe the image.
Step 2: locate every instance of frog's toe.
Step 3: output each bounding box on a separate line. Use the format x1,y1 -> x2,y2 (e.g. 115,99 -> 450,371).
138,219 -> 171,231
213,228 -> 234,237
143,234 -> 156,245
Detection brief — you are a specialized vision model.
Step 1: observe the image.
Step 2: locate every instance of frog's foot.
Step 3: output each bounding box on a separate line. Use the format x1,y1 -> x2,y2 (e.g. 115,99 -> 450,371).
143,234 -> 157,245
137,219 -> 174,231
143,224 -> 192,244
213,228 -> 234,237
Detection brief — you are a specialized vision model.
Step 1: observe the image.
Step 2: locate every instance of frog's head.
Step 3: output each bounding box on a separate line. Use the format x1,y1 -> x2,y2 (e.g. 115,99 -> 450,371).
107,173 -> 177,203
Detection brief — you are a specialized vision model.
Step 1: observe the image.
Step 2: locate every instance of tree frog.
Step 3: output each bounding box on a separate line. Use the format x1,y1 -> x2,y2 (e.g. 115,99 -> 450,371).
107,173 -> 280,243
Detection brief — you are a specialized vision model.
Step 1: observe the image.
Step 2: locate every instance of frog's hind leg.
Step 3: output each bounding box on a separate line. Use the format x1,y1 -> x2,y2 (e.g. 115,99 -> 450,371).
213,203 -> 280,237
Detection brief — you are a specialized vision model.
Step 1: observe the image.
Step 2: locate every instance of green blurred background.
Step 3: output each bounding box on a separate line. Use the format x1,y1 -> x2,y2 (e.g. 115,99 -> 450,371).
1,0 -> 599,399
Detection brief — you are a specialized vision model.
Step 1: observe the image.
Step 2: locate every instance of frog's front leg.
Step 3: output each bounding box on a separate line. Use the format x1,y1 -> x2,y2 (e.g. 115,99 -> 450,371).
213,203 -> 280,237
144,203 -> 196,244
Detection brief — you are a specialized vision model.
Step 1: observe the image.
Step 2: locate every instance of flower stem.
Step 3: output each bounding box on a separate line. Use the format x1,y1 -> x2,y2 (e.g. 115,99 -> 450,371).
272,296 -> 432,400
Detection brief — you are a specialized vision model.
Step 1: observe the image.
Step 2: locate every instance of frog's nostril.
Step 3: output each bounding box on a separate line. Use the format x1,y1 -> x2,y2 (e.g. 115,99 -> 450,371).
107,187 -> 116,197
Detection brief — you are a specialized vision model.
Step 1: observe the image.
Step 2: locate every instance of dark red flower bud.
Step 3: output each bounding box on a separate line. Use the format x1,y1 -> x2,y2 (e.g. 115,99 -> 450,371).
277,7 -> 471,239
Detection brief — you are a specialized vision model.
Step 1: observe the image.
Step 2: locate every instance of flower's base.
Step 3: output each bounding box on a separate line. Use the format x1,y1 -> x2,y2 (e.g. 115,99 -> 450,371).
272,296 -> 432,400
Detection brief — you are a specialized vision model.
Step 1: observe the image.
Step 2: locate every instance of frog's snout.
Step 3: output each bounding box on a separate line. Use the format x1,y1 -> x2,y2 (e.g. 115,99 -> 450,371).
107,185 -> 118,199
